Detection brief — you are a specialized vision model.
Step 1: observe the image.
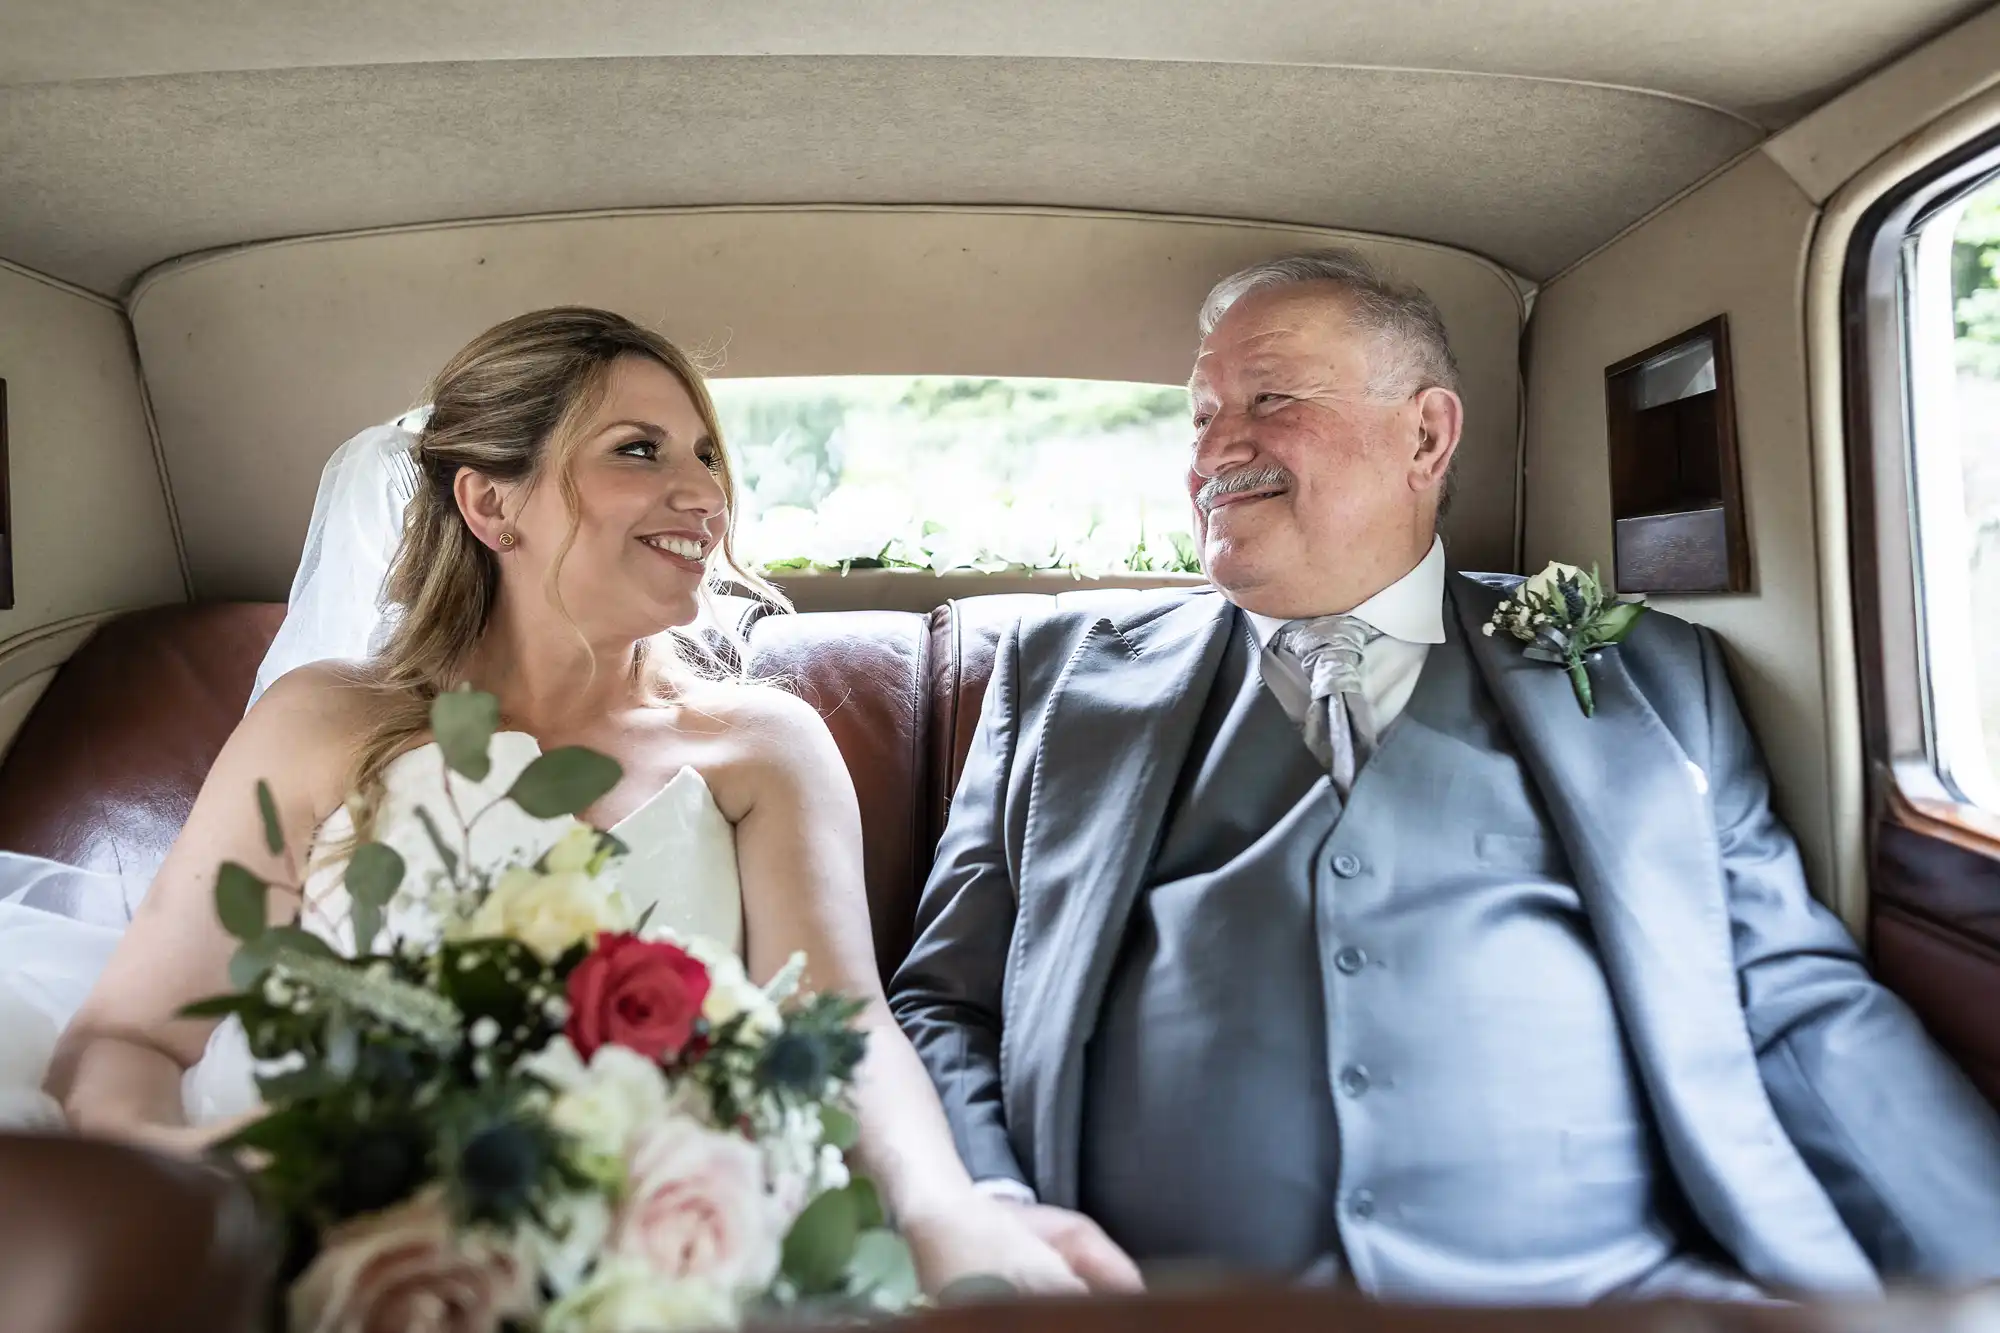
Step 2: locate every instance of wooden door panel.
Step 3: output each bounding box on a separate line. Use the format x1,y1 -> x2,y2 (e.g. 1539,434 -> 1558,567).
1870,906 -> 2000,1108
1871,821 -> 2000,1110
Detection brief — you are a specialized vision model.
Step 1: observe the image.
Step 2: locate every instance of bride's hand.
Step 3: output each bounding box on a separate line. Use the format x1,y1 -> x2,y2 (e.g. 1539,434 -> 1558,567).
901,1187 -> 1084,1297
901,1189 -> 1139,1298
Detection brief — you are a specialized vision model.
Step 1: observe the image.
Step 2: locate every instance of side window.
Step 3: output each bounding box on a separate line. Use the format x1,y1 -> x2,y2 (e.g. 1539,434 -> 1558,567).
1849,140 -> 2000,1112
1908,182 -> 2000,812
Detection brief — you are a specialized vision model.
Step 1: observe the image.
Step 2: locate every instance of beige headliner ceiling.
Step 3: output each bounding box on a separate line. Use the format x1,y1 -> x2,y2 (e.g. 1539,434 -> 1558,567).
4,0 -> 1982,120
1,58 -> 1757,294
0,0 -> 1986,294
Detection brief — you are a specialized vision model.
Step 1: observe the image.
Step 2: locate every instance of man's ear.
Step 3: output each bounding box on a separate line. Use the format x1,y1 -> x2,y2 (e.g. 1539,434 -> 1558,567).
452,467 -> 514,552
1410,386 -> 1463,493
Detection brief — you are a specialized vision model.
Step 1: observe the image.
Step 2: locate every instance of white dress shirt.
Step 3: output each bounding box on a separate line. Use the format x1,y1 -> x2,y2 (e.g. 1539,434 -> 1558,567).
1243,535 -> 1448,732
974,538 -> 1448,1205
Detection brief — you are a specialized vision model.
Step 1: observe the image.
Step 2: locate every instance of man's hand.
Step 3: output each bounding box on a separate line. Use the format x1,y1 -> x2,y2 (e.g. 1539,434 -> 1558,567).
1000,1200 -> 1146,1293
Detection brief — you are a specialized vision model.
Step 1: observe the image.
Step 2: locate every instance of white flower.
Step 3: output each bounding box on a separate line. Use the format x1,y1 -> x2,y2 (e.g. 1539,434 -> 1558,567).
457,861 -> 631,962
760,1105 -> 830,1224
529,1191 -> 615,1298
544,1259 -> 738,1333
547,1043 -> 674,1179
1520,560 -> 1588,606
611,1115 -> 785,1294
661,933 -> 782,1042
522,1034 -> 590,1092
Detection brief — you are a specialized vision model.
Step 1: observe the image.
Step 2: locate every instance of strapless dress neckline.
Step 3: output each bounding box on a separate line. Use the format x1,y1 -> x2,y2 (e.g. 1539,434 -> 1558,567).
182,730 -> 745,1124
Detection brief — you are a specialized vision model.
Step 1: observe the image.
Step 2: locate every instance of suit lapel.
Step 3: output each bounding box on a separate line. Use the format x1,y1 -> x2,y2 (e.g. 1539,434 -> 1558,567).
1451,574 -> 1872,1288
1008,591 -> 1237,1207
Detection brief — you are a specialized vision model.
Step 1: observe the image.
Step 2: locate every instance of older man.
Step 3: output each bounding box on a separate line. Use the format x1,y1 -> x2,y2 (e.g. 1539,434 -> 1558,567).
889,249 -> 2000,1301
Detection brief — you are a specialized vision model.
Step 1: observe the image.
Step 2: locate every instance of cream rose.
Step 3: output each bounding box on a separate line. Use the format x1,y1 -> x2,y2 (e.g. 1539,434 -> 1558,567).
678,936 -> 781,1041
1520,560 -> 1587,605
543,822 -> 606,875
544,1259 -> 737,1333
610,1115 -> 784,1294
548,1043 -> 673,1182
288,1187 -> 534,1333
462,864 -> 630,962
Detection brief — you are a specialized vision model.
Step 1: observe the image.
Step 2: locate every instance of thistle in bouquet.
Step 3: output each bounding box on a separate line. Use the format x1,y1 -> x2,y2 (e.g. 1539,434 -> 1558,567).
183,686 -> 917,1333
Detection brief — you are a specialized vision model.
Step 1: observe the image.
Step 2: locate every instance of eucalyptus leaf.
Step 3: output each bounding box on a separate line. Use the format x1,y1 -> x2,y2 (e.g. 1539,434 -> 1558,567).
227,925 -> 338,990
178,994 -> 246,1020
256,780 -> 285,856
345,842 -> 406,907
848,1176 -> 885,1231
505,747 -> 622,819
215,863 -> 269,943
937,1275 -> 1018,1305
845,1228 -> 918,1307
818,1104 -> 860,1152
781,1184 -> 862,1293
352,899 -> 386,956
229,935 -> 279,990
265,926 -> 340,959
432,688 -> 501,782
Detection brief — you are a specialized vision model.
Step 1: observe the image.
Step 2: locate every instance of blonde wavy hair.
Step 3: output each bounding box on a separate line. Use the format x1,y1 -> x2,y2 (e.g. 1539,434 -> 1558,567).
347,307 -> 786,836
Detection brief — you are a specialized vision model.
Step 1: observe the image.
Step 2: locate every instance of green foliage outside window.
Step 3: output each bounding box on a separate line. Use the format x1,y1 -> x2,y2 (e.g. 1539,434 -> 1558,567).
713,377 -> 1204,577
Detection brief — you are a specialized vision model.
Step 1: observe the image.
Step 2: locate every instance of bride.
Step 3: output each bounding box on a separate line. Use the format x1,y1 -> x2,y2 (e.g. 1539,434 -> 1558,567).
43,307 -> 1125,1296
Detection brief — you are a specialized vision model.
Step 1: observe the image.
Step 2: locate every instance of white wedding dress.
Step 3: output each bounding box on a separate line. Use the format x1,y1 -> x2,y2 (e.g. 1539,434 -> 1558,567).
183,731 -> 744,1124
0,412 -> 748,1127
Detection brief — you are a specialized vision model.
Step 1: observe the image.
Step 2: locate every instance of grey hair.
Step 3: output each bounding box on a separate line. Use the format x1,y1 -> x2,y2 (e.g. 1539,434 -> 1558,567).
1198,248 -> 1462,400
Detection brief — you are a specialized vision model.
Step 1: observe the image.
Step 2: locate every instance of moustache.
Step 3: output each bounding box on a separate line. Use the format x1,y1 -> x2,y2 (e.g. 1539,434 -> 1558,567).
1195,464 -> 1294,515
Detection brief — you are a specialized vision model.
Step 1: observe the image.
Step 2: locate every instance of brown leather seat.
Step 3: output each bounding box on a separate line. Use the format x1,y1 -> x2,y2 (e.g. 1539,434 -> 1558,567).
0,597 -> 1056,979
0,1133 -> 272,1333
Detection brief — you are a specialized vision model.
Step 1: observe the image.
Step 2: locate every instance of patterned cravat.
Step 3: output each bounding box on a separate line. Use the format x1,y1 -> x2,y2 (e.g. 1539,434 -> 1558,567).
1277,614 -> 1383,793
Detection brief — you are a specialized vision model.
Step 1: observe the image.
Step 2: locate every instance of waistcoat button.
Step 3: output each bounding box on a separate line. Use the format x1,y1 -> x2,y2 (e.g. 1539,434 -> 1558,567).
1334,946 -> 1367,974
1332,853 -> 1363,878
1339,1064 -> 1371,1097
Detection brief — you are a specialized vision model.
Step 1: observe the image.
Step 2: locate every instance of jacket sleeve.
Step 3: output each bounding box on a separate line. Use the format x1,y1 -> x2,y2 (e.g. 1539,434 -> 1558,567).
887,619 -> 1031,1190
1707,627 -> 2000,1281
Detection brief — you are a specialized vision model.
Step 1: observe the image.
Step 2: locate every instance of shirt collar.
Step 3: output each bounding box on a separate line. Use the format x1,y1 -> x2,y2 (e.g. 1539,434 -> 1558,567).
1242,535 -> 1448,650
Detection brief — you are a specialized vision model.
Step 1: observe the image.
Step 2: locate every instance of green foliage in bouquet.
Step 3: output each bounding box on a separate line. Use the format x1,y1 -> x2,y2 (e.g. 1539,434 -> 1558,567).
183,687 -> 917,1331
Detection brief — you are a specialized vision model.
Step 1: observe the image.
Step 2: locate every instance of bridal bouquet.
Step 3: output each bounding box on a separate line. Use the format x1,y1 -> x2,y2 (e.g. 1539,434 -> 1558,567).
185,689 -> 916,1333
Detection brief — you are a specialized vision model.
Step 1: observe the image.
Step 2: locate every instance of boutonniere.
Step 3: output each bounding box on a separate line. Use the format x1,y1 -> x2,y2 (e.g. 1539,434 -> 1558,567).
1482,562 -> 1647,717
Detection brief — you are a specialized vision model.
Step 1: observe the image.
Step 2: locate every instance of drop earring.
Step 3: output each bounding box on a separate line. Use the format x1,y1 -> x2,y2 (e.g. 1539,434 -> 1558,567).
497,531 -> 517,550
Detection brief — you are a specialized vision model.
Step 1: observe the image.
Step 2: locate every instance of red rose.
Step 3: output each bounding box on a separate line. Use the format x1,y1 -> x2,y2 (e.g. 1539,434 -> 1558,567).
565,933 -> 711,1062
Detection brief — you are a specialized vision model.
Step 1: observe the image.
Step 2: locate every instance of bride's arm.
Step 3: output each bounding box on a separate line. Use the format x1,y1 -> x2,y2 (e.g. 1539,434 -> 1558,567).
45,667 -> 356,1152
719,688 -> 1086,1295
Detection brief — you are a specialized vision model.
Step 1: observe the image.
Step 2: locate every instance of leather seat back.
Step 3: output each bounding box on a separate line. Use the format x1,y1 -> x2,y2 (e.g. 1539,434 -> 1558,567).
0,601 -> 958,979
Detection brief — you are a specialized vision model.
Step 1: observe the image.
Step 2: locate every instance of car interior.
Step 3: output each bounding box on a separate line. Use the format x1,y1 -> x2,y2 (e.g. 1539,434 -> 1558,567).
3,2 -> 2000,1328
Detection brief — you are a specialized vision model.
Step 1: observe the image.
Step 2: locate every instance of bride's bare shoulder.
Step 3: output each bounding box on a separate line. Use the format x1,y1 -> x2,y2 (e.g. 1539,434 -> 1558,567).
674,677 -> 848,786
677,676 -> 830,746
232,660 -> 393,775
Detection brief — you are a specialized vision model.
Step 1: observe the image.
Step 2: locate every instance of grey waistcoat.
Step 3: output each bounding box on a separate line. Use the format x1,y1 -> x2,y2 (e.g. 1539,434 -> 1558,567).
1080,609 -> 1713,1301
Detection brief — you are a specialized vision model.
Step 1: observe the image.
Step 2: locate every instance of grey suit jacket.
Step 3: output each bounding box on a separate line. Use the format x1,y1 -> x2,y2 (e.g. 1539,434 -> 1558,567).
888,575 -> 2000,1290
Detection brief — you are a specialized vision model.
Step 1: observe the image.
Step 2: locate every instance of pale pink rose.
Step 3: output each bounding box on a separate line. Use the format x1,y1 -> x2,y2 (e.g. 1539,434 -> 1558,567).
289,1188 -> 535,1333
611,1115 -> 784,1293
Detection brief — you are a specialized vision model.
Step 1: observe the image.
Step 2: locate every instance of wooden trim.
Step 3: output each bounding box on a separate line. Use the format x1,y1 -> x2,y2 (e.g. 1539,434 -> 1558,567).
1884,781 -> 2000,862
1601,315 -> 1749,593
